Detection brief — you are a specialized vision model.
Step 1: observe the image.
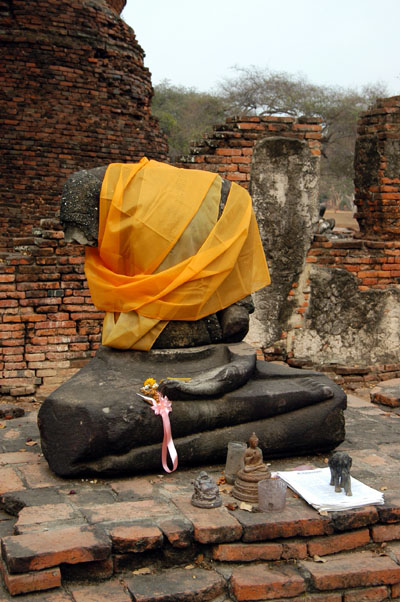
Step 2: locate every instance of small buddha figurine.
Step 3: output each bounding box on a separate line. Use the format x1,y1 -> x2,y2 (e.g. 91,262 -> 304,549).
191,471 -> 222,508
232,433 -> 270,503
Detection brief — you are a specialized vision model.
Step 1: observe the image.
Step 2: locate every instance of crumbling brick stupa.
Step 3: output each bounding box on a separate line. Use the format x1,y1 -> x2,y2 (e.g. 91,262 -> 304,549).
0,0 -> 167,238
0,0 -> 167,401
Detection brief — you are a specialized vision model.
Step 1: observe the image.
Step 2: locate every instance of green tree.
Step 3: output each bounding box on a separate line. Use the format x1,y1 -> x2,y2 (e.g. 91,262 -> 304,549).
151,80 -> 226,161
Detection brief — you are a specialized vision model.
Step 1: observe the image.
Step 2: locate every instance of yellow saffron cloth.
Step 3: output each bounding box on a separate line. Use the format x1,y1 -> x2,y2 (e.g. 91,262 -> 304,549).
85,158 -> 270,350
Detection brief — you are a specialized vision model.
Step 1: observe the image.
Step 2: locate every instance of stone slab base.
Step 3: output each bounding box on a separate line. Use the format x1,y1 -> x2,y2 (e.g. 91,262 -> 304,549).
38,344 -> 346,476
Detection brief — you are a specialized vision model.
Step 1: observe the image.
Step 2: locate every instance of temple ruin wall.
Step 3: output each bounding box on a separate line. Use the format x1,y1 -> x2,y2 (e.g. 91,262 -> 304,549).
1,0 -> 400,401
264,97 -> 400,391
0,0 -> 167,402
0,113 -> 322,402
177,115 -> 322,180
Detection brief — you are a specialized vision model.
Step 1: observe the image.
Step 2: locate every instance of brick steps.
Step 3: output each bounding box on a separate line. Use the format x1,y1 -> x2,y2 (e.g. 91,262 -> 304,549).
1,525 -> 111,573
2,493 -> 400,599
2,441 -> 400,599
0,561 -> 61,597
371,379 -> 400,408
127,567 -> 225,602
301,550 -> 400,592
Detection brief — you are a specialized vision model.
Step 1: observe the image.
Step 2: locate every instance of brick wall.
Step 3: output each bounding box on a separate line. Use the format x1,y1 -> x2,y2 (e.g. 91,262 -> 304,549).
261,238 -> 400,390
354,96 -> 400,239
308,237 -> 400,290
0,0 -> 167,247
177,115 -> 322,184
260,97 -> 400,388
275,236 -> 400,389
0,0 -> 167,402
0,218 -> 104,401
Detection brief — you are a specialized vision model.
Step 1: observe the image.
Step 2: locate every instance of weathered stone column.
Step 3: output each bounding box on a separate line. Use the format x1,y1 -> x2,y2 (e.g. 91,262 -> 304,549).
248,137 -> 320,347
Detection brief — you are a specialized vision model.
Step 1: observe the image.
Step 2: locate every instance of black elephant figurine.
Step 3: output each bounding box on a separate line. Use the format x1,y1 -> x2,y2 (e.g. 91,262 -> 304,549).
328,451 -> 352,496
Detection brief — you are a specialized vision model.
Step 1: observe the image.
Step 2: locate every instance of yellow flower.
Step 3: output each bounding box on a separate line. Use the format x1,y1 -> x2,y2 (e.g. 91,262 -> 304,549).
140,377 -> 159,400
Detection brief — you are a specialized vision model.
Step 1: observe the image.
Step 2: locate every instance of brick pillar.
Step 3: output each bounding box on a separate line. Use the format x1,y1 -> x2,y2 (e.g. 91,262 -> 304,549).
354,96 -> 400,239
0,0 -> 168,252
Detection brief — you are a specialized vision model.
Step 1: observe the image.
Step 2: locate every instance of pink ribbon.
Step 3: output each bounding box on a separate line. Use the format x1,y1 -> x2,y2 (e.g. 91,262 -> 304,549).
137,392 -> 178,473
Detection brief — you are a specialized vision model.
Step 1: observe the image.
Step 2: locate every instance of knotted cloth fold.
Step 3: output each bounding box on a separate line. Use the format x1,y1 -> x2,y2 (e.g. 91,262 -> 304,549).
85,158 -> 270,350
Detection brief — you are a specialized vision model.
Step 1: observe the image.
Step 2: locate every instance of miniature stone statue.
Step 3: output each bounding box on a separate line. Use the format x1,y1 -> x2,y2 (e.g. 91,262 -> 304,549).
328,451 -> 352,496
232,433 -> 271,503
191,471 -> 222,508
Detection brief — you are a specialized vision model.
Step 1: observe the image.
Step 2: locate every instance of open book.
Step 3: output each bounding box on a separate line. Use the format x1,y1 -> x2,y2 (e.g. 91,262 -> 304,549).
276,467 -> 384,512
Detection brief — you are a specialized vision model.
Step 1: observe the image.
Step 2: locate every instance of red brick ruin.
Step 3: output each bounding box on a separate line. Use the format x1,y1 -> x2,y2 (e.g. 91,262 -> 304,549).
0,0 -> 167,401
177,115 -> 322,181
354,96 -> 400,240
1,0 -> 400,401
280,96 -> 400,389
308,97 -> 400,291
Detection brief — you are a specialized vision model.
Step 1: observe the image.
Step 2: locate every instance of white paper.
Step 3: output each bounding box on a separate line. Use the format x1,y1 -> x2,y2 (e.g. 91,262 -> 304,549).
276,468 -> 384,512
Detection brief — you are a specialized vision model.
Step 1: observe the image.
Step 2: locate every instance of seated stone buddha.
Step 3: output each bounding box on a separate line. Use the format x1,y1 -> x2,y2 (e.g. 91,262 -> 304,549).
38,158 -> 346,477
60,158 -> 268,351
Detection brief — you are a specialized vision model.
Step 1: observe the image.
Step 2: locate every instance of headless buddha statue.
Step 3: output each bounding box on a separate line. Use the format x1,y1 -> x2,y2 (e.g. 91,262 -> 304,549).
62,158 -> 268,356
38,158 -> 347,477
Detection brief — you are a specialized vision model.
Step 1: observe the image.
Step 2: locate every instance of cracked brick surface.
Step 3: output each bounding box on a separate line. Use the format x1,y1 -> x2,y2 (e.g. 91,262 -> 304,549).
301,550 -> 400,590
1,525 -> 111,573
127,567 -> 225,602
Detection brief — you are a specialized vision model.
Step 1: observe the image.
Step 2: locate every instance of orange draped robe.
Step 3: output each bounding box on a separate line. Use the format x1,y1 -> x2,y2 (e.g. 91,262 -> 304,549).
85,158 -> 270,350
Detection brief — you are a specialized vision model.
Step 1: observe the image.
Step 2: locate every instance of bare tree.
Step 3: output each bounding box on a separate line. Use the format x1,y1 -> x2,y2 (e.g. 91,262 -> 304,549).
218,67 -> 388,203
152,69 -> 388,206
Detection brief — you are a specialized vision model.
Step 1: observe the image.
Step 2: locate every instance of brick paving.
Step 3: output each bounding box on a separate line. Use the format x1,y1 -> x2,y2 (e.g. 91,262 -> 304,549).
0,391 -> 400,599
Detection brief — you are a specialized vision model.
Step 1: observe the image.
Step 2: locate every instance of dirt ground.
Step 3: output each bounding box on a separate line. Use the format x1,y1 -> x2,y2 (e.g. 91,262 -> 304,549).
325,209 -> 359,231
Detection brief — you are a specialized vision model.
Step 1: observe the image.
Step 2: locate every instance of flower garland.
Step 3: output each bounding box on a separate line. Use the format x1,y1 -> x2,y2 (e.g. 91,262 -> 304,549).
138,378 -> 178,473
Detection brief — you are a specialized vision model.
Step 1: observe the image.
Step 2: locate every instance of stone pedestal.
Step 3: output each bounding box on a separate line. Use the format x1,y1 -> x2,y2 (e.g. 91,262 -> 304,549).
38,343 -> 346,477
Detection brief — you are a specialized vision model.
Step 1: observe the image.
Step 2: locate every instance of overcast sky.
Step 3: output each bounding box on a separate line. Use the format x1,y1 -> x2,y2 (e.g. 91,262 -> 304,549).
121,0 -> 400,95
